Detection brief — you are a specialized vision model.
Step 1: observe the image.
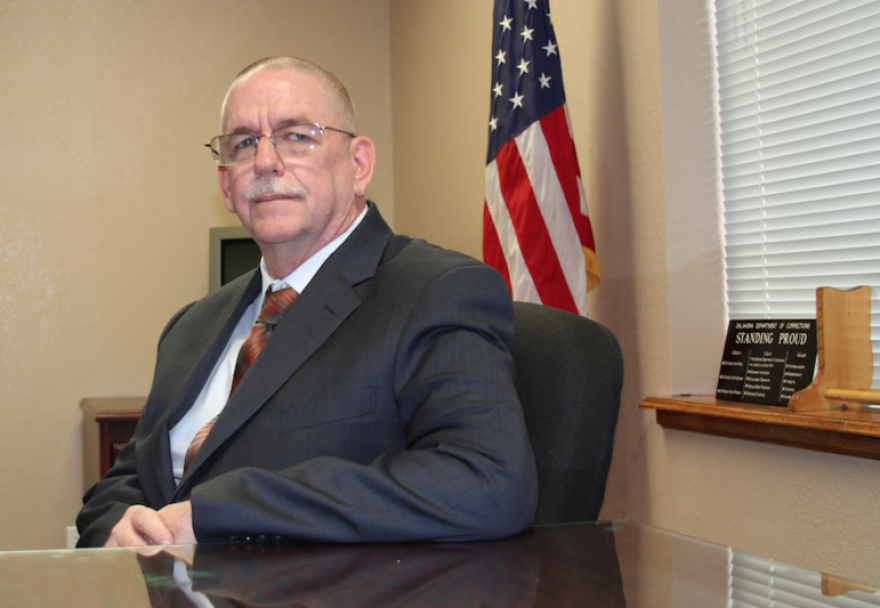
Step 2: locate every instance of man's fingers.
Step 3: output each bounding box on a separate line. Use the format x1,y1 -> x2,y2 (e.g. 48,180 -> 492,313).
130,507 -> 175,545
157,502 -> 196,545
105,505 -> 174,547
105,528 -> 150,547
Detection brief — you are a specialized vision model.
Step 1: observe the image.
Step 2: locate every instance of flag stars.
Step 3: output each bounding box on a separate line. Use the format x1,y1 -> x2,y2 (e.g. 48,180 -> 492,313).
517,58 -> 530,75
543,40 -> 558,56
524,0 -> 538,9
493,82 -> 504,98
495,49 -> 507,66
539,73 -> 552,88
489,116 -> 499,131
499,15 -> 513,31
521,26 -> 534,42
509,91 -> 524,109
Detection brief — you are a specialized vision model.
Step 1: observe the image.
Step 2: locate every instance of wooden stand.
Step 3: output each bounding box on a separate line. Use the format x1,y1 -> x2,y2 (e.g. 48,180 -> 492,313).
822,573 -> 878,597
788,286 -> 880,412
641,287 -> 880,460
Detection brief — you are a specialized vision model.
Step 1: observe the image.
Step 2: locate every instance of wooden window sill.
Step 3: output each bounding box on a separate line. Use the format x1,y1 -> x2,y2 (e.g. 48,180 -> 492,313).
640,395 -> 880,460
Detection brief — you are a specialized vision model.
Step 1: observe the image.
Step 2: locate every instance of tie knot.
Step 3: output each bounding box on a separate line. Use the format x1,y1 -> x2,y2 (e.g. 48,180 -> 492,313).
258,287 -> 298,326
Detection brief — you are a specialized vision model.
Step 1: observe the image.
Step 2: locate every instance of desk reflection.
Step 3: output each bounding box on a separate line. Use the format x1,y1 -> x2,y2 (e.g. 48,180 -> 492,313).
137,524 -> 626,607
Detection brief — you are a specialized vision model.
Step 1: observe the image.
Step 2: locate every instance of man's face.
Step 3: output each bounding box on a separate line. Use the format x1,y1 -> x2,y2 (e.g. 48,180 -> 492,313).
218,68 -> 364,270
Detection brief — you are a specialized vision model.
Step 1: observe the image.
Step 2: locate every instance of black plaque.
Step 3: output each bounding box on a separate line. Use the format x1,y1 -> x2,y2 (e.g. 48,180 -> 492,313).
716,319 -> 817,406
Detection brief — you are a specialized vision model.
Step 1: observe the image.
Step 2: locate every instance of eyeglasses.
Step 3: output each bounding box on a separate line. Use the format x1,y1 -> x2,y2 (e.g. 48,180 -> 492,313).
206,123 -> 356,166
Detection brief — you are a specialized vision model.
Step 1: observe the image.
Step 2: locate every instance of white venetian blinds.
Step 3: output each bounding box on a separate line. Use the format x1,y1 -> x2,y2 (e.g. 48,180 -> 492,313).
714,0 -> 880,383
729,549 -> 880,607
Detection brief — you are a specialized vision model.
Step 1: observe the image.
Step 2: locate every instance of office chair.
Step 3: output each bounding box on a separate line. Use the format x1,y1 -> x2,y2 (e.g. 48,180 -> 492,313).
511,301 -> 623,524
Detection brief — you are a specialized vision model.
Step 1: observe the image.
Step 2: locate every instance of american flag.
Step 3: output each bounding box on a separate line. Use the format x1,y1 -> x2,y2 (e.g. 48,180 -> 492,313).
483,0 -> 599,316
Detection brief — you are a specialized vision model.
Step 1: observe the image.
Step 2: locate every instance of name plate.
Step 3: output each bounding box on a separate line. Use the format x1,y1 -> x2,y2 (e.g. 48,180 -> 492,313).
716,320 -> 817,406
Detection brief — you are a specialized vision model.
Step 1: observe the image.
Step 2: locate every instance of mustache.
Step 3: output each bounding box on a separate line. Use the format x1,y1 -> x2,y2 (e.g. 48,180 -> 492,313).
245,178 -> 306,203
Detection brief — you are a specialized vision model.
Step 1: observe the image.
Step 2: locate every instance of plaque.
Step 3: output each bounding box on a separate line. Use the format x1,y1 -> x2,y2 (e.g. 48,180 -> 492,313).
716,319 -> 817,406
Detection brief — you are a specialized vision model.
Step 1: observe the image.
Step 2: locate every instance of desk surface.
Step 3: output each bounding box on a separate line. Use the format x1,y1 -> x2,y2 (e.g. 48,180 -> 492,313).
0,520 -> 877,607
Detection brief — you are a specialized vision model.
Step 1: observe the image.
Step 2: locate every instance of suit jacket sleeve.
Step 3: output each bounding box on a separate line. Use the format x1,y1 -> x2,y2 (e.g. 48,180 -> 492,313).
75,302 -> 197,547
189,258 -> 538,543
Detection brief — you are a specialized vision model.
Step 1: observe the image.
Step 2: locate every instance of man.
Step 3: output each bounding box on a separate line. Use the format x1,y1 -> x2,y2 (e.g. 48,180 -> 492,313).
76,57 -> 538,547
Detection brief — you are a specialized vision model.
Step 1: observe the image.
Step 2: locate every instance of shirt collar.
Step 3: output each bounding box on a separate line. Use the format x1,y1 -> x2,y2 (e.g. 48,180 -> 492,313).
258,204 -> 368,299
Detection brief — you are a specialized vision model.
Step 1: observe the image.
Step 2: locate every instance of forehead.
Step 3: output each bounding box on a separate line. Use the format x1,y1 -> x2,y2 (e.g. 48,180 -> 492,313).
223,69 -> 332,132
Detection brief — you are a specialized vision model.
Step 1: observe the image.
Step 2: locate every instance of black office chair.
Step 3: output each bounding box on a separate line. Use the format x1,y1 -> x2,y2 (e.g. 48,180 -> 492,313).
511,301 -> 623,524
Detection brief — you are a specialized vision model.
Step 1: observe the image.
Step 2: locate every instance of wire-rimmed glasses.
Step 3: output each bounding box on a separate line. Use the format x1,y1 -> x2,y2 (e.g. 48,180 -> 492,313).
206,123 -> 355,166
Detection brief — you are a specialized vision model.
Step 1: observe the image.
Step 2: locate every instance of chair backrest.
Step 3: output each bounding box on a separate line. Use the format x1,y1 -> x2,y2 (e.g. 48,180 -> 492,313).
511,301 -> 624,524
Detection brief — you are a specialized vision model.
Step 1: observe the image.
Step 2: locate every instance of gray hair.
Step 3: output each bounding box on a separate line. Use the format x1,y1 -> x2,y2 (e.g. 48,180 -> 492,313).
220,57 -> 358,135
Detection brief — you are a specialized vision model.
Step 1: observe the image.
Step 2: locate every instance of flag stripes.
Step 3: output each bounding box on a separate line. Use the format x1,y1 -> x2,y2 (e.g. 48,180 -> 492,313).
483,0 -> 599,316
517,109 -> 589,312
485,161 -> 540,303
485,108 -> 589,315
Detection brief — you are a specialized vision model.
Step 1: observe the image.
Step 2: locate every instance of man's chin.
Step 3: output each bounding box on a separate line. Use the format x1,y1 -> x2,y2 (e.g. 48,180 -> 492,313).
247,220 -> 308,247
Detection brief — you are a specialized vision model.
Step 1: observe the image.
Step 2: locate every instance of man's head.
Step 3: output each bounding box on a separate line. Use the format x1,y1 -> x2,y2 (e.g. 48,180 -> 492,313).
220,57 -> 359,135
216,57 -> 375,278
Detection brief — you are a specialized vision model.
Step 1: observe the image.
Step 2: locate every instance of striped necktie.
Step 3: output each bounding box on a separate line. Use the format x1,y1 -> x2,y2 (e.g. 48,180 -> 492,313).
184,286 -> 299,473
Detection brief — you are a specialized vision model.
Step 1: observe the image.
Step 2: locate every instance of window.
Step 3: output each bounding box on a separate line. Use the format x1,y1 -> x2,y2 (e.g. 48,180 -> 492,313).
714,0 -> 880,384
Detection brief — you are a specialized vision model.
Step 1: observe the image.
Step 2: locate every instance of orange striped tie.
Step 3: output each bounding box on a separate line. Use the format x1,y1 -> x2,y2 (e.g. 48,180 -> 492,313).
184,287 -> 298,472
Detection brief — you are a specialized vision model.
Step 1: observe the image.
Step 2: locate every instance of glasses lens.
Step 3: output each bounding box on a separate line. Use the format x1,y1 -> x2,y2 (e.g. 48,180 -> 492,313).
274,124 -> 322,157
223,133 -> 261,165
209,124 -> 326,166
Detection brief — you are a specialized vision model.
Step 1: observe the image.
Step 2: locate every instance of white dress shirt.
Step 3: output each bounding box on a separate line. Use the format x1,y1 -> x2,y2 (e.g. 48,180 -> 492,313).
168,207 -> 367,483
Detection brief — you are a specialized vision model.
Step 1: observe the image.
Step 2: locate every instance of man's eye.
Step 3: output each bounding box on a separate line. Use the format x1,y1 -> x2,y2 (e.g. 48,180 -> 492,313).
235,136 -> 259,149
280,130 -> 311,143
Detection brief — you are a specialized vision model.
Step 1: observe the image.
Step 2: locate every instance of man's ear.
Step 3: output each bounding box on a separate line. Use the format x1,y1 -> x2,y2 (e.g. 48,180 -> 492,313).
350,136 -> 375,197
218,167 -> 235,214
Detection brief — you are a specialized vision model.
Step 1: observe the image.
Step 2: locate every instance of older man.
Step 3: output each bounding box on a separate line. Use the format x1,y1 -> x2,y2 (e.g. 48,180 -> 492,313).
76,57 -> 537,547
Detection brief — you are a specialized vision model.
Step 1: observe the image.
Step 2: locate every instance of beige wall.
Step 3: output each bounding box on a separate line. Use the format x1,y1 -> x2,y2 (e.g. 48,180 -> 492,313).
0,0 -> 393,550
2,0 -> 878,588
391,0 -> 880,589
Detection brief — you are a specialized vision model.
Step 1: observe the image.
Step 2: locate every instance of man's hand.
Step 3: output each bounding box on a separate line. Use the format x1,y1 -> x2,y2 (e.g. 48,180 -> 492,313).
158,501 -> 196,544
104,502 -> 195,547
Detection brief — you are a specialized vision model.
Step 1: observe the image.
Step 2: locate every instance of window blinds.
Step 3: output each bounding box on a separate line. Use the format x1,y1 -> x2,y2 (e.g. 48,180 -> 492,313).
714,0 -> 880,384
730,549 -> 880,607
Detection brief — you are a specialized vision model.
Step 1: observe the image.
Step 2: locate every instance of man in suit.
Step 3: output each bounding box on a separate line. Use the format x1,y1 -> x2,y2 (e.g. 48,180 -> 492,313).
76,57 -> 538,547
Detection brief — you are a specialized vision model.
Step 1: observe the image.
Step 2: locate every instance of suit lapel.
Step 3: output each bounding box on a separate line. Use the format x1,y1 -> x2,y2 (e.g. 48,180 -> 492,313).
168,273 -> 263,429
176,203 -> 394,491
143,270 -> 262,502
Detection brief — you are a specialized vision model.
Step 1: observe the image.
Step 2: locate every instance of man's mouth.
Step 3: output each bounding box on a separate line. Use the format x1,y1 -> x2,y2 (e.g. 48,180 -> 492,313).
254,192 -> 295,203
246,178 -> 306,203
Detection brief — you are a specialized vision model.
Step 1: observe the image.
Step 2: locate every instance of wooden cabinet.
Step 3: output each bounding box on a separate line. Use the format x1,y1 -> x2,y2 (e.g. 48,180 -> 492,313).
80,397 -> 145,491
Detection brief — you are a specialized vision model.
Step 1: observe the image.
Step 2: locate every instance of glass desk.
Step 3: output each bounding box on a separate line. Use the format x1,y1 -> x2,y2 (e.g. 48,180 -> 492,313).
0,520 -> 877,607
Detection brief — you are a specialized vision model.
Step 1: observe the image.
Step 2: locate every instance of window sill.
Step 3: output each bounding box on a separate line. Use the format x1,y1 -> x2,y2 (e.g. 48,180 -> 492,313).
640,395 -> 880,460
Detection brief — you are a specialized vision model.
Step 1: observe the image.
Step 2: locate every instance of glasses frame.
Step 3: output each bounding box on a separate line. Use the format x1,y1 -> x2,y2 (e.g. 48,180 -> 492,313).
205,122 -> 356,167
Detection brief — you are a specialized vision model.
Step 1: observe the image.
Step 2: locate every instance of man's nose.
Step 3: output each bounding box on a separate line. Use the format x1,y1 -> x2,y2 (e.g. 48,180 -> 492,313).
254,136 -> 284,175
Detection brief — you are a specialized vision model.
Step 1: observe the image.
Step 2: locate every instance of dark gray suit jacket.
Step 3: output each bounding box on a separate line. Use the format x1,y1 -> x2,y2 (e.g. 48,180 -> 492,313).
77,204 -> 538,547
